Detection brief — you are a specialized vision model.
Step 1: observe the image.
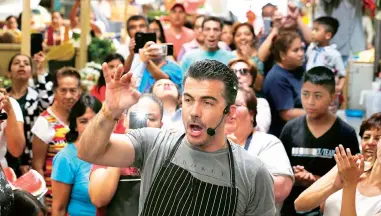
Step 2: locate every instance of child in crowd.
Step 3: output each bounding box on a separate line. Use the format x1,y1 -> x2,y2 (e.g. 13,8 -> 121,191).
280,66 -> 360,216
306,16 -> 345,112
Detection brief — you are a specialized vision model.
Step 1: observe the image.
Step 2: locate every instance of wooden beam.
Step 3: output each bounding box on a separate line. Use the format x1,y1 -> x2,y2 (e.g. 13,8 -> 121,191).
78,0 -> 91,69
21,0 -> 31,56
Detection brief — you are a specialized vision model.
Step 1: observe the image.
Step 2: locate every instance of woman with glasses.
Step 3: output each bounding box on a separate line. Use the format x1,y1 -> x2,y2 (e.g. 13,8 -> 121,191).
224,86 -> 293,215
231,22 -> 264,92
31,67 -> 81,215
228,58 -> 271,132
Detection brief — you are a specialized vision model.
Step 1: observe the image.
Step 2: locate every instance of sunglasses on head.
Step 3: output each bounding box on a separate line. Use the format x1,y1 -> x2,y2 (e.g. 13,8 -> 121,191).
233,68 -> 249,76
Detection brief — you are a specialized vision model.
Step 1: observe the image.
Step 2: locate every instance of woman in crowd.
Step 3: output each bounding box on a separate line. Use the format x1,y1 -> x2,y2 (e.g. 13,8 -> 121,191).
6,52 -> 54,175
44,11 -> 71,47
263,31 -> 305,137
224,86 -> 293,214
148,19 -> 167,44
3,15 -> 21,43
51,94 -> 101,216
90,53 -> 126,134
31,67 -> 81,214
228,58 -> 271,132
232,22 -> 264,92
89,94 -> 163,216
150,79 -> 182,130
294,112 -> 381,215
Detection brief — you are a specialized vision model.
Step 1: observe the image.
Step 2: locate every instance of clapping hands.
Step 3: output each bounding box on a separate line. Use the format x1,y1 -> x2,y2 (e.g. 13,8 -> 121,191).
334,145 -> 365,187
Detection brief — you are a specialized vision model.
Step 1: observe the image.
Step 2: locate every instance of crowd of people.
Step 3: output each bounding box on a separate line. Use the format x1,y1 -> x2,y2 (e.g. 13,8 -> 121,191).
0,0 -> 380,216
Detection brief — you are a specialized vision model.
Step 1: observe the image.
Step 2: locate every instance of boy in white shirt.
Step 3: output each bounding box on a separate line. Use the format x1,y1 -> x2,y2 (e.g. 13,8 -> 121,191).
306,16 -> 345,113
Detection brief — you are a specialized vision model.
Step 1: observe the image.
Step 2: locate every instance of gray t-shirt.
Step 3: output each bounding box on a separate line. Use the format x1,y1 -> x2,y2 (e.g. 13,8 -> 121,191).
127,128 -> 276,216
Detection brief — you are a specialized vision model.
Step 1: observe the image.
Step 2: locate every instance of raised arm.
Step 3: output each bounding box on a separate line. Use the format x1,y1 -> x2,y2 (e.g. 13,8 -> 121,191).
77,64 -> 140,167
33,52 -> 54,109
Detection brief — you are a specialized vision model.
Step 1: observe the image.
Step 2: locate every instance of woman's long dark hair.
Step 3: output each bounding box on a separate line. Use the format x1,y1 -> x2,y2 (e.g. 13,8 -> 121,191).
96,53 -> 125,93
148,19 -> 166,43
65,94 -> 102,143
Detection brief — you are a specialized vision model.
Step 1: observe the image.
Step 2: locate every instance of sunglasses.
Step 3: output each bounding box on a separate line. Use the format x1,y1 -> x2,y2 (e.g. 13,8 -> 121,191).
233,68 -> 249,76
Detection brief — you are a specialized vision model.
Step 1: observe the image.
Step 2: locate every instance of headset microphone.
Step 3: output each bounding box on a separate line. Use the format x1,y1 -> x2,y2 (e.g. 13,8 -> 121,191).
206,106 -> 230,136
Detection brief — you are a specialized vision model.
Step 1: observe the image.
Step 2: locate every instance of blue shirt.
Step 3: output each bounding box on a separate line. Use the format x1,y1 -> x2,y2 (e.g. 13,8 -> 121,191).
138,60 -> 183,93
51,144 -> 96,216
263,64 -> 304,137
180,49 -> 235,74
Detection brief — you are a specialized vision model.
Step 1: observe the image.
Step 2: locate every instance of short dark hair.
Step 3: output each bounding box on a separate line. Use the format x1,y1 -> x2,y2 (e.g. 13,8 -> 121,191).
314,16 -> 339,38
140,93 -> 164,120
271,30 -> 301,63
8,53 -> 32,72
202,16 -> 223,30
96,53 -> 125,91
303,66 -> 336,94
126,15 -> 148,33
53,67 -> 81,89
9,189 -> 47,216
6,15 -> 17,22
238,86 -> 257,127
359,113 -> 381,138
66,94 -> 102,142
183,60 -> 238,106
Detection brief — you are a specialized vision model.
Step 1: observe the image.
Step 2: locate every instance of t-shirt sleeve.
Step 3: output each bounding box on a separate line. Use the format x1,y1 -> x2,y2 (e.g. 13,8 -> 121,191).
9,97 -> 24,122
256,98 -> 271,133
343,128 -> 360,155
254,134 -> 293,178
266,76 -> 295,111
163,62 -> 183,89
31,116 -> 54,143
125,128 -> 161,169
51,151 -> 74,184
180,54 -> 191,75
246,164 -> 276,216
334,51 -> 346,77
279,122 -> 293,158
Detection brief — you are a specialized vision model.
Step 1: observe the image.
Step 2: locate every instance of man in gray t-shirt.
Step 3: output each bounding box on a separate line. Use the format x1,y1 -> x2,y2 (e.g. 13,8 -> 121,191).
78,59 -> 276,216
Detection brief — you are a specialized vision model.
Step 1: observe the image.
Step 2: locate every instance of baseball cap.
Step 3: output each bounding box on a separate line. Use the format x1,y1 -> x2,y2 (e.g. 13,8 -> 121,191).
170,3 -> 186,12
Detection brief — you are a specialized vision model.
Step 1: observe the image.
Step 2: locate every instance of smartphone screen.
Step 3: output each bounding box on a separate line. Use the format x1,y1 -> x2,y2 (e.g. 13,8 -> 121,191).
166,43 -> 174,56
129,111 -> 148,129
31,33 -> 44,56
134,32 -> 157,53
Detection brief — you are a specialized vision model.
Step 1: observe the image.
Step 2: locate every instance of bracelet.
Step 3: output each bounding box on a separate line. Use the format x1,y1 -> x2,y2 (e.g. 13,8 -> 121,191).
101,103 -> 121,122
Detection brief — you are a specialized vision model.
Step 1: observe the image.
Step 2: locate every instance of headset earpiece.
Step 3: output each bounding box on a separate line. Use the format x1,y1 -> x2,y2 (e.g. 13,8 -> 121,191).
223,106 -> 230,114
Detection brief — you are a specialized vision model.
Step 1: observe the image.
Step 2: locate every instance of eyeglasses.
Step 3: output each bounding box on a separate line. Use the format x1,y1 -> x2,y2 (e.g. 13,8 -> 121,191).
233,68 -> 249,76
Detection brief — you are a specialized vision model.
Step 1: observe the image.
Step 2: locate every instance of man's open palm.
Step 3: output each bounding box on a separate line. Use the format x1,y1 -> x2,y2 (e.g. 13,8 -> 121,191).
103,63 -> 140,117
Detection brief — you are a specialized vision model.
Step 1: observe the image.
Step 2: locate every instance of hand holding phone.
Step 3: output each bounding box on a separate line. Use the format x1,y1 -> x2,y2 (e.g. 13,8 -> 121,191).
134,32 -> 157,53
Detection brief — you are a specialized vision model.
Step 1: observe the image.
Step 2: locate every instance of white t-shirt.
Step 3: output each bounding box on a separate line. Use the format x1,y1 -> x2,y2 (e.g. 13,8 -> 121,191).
31,108 -> 69,144
324,188 -> 381,216
256,98 -> 271,133
0,98 -> 24,167
245,131 -> 293,215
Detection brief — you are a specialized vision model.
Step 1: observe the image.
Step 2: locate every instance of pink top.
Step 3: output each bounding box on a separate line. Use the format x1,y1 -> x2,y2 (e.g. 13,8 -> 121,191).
164,26 -> 195,59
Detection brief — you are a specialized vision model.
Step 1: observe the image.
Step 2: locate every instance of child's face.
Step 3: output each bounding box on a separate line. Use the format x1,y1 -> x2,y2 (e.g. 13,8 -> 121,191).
311,23 -> 331,44
301,81 -> 335,118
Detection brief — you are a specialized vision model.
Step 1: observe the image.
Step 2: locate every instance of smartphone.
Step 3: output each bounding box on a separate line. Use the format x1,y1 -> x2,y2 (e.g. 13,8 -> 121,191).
134,32 -> 157,53
0,113 -> 8,120
166,43 -> 174,56
129,111 -> 148,129
30,33 -> 43,56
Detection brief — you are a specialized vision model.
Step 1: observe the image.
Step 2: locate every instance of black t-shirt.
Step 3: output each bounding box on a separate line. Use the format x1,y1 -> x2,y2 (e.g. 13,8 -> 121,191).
279,116 -> 360,216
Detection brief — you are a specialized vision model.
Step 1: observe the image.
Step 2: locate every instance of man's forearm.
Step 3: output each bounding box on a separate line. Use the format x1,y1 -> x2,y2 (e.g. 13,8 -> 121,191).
147,61 -> 169,80
298,17 -> 312,44
78,109 -> 117,163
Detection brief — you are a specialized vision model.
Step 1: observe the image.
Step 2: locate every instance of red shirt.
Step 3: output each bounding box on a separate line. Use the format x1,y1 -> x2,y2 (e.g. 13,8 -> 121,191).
164,26 -> 195,59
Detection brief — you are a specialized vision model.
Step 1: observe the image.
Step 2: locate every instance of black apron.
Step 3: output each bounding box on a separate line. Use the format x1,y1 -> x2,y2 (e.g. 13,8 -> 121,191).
105,176 -> 141,216
141,134 -> 239,216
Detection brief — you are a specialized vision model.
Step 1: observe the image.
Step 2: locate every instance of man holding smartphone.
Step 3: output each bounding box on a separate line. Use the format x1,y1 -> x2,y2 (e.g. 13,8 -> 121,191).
134,41 -> 182,93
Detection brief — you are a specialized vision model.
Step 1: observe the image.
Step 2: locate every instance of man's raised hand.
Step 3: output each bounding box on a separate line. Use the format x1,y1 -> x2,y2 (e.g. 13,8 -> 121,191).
103,63 -> 140,119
